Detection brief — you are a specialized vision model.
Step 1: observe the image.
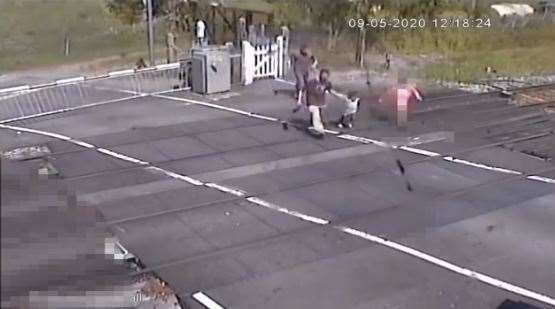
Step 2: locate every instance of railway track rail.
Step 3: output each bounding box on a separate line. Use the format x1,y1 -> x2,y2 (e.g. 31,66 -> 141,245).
509,83 -> 555,107
426,81 -> 555,103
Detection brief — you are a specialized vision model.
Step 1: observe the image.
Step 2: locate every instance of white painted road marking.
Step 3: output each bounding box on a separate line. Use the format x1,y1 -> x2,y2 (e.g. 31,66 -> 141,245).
338,134 -> 391,148
398,145 -> 441,157
526,175 -> 555,184
205,183 -> 246,197
153,94 -> 254,117
3,105 -> 555,307
192,291 -> 225,309
246,197 -> 330,225
145,166 -> 204,186
0,124 -> 72,140
336,226 -> 555,306
443,156 -> 523,175
97,148 -> 150,165
70,140 -> 96,149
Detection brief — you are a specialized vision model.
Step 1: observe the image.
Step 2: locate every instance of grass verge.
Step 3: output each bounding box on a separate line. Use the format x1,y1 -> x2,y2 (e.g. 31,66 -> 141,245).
0,0 -> 189,72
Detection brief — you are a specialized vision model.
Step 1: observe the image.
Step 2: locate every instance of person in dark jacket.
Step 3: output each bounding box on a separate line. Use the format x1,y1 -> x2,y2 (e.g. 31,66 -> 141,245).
306,69 -> 332,135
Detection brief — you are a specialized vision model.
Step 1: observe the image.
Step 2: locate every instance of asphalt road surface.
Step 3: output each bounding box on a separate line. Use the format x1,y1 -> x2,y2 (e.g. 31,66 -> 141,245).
1,78 -> 554,309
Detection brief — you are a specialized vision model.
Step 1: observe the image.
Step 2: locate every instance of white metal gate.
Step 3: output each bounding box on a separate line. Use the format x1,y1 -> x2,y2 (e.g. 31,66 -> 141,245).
0,63 -> 186,123
242,36 -> 286,85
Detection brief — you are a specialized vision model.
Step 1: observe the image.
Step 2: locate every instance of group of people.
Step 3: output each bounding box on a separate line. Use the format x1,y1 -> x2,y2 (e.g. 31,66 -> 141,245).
290,46 -> 360,135
290,45 -> 423,135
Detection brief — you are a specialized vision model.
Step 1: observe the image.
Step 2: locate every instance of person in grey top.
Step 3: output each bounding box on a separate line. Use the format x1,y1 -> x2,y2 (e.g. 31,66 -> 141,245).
291,45 -> 317,111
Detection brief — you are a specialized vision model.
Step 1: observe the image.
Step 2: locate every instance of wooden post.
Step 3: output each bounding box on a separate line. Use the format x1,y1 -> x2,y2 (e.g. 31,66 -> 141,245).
238,16 -> 247,46
192,1 -> 197,21
248,24 -> 256,44
280,26 -> 290,73
359,28 -> 366,68
63,32 -> 70,56
166,31 -> 177,64
276,35 -> 283,77
211,5 -> 217,44
146,0 -> 154,65
233,10 -> 238,45
260,24 -> 265,39
327,23 -> 333,50
246,12 -> 253,27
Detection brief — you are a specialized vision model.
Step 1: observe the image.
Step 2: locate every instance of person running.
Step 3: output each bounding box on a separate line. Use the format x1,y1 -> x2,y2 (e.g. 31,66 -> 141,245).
291,45 -> 316,112
306,69 -> 332,136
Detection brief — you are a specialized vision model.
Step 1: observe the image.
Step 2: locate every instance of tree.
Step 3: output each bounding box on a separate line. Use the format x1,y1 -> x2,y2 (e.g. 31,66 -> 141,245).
107,0 -> 194,63
106,0 -> 144,25
308,0 -> 353,51
268,0 -> 308,28
350,0 -> 379,67
397,0 -> 450,19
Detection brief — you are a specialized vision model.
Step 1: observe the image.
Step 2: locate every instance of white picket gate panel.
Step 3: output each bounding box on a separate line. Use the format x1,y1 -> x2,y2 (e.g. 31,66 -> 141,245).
242,36 -> 286,85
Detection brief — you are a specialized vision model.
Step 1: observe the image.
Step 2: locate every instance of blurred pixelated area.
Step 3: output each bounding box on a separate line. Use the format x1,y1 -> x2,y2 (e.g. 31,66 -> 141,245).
1,142 -> 180,308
